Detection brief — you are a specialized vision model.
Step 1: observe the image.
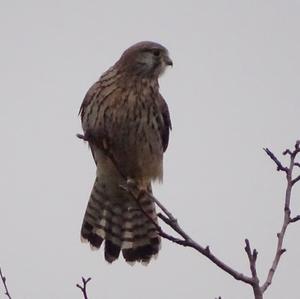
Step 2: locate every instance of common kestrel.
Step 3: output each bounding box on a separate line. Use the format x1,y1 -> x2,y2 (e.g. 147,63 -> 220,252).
79,41 -> 172,264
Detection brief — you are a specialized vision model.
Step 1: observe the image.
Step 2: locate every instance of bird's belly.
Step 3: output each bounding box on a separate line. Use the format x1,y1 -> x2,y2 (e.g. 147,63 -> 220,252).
112,123 -> 163,182
95,93 -> 165,182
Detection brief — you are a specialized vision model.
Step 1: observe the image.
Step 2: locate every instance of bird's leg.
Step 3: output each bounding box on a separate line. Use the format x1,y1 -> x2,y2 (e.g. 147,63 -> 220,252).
125,177 -> 149,202
126,177 -> 137,188
126,177 -> 149,191
136,189 -> 147,203
138,178 -> 150,192
135,179 -> 150,203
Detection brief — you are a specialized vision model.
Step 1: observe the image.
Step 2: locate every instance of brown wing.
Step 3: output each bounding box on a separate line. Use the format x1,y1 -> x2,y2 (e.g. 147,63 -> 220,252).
158,94 -> 172,152
79,80 -> 107,165
79,80 -> 101,121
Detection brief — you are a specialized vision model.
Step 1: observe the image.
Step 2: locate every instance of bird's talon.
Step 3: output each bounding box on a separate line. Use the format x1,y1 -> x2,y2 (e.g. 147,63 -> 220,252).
126,178 -> 137,188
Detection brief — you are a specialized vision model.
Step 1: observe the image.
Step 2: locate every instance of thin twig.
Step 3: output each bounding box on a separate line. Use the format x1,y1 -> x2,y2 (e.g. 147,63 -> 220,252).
76,277 -> 91,299
149,142 -> 300,298
261,142 -> 300,293
145,195 -> 254,285
290,215 -> 300,223
283,149 -> 292,156
0,268 -> 12,299
78,133 -> 300,299
244,240 -> 262,299
77,131 -> 253,285
244,239 -> 258,282
263,148 -> 288,173
292,175 -> 300,186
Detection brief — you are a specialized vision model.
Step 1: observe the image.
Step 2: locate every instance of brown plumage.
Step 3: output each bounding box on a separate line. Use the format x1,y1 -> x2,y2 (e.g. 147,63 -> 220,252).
79,41 -> 172,264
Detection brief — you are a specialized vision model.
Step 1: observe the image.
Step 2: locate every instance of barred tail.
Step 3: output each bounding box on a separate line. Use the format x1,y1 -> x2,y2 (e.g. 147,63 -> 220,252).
81,177 -> 161,264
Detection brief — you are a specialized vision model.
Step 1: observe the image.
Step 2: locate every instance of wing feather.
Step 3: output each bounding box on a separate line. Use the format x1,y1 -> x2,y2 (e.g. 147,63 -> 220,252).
157,94 -> 172,152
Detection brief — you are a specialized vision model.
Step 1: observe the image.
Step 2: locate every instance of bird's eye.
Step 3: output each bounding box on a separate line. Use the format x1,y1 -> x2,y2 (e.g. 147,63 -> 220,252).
152,49 -> 160,56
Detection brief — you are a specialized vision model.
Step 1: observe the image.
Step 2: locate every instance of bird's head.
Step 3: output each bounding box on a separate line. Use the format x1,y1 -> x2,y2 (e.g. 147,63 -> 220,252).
116,41 -> 173,78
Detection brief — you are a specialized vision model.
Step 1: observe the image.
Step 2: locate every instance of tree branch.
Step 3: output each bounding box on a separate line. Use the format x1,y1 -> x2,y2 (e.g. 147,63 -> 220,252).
120,179 -> 254,285
0,268 -> 12,299
244,239 -> 258,281
244,239 -> 262,298
76,277 -> 91,299
151,141 -> 300,298
77,131 -> 255,286
263,148 -> 288,173
290,215 -> 300,223
78,133 -> 300,299
260,142 -> 300,293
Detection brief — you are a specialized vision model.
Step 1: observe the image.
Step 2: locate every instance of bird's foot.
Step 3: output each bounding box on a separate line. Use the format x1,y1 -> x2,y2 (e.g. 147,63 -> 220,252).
126,177 -> 137,188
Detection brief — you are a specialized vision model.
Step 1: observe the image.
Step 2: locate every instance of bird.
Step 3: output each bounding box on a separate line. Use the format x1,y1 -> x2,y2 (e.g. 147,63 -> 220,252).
79,41 -> 172,264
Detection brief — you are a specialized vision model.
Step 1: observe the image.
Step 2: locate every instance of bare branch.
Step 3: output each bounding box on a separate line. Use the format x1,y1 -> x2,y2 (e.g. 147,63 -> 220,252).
120,171 -> 254,285
244,239 -> 258,281
76,277 -> 91,299
120,181 -> 252,286
264,148 -> 288,173
0,268 -> 12,299
292,175 -> 300,186
148,195 -> 254,285
290,215 -> 300,223
78,133 -> 300,299
244,240 -> 262,299
154,142 -> 300,298
283,149 -> 292,156
261,142 -> 300,293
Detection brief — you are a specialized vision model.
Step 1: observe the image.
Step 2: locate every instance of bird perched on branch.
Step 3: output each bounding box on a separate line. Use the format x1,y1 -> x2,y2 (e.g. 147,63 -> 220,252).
79,41 -> 172,264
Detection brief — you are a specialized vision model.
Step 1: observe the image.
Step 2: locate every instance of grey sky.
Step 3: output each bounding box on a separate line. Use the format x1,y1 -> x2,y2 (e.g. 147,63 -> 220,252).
1,1 -> 300,298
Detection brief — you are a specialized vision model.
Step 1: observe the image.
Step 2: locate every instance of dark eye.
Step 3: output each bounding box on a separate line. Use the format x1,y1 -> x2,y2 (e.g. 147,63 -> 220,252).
152,49 -> 160,56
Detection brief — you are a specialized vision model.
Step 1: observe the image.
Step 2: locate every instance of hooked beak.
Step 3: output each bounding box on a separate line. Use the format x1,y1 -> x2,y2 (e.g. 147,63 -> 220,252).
164,55 -> 173,66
